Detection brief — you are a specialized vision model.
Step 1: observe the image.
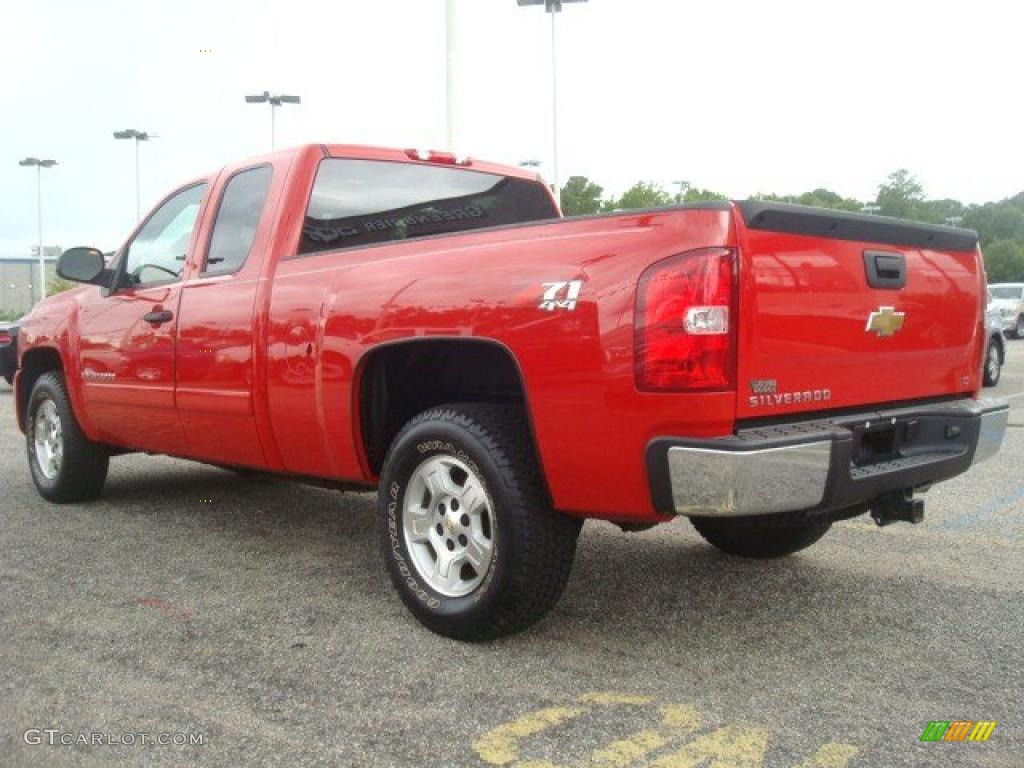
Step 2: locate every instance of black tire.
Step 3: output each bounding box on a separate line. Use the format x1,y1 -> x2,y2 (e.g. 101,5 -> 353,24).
690,514 -> 831,559
983,339 -> 1002,387
1015,316 -> 1024,339
3,372 -> 12,386
26,371 -> 109,503
378,404 -> 581,641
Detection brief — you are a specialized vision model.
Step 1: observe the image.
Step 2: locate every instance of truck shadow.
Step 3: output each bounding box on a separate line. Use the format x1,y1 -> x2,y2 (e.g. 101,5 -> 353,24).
94,461 -> 1003,667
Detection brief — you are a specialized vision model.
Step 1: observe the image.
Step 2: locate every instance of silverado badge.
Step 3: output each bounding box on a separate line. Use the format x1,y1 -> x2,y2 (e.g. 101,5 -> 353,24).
865,306 -> 905,337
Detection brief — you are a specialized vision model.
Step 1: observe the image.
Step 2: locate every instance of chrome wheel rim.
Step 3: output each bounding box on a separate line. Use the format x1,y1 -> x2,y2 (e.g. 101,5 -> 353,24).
402,455 -> 495,597
987,345 -> 1000,380
33,399 -> 63,480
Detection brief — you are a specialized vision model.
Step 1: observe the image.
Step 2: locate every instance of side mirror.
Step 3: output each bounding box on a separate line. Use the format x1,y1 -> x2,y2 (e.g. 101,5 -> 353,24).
57,247 -> 111,286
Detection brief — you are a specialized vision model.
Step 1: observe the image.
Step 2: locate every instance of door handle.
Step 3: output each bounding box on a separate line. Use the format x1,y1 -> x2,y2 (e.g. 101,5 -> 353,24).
144,310 -> 174,324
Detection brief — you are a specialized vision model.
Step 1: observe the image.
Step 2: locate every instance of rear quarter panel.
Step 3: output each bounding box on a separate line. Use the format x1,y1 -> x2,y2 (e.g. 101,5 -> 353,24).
267,207 -> 735,521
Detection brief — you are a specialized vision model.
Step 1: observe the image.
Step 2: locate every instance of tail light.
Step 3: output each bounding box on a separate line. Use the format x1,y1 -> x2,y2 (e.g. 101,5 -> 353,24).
635,247 -> 737,391
0,330 -> 10,345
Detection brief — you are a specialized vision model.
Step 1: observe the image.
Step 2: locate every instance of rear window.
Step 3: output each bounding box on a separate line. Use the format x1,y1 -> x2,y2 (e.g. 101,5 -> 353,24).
299,158 -> 557,255
991,285 -> 1023,300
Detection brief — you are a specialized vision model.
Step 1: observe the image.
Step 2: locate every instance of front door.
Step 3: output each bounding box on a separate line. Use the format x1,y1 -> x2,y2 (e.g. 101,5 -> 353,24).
77,182 -> 208,455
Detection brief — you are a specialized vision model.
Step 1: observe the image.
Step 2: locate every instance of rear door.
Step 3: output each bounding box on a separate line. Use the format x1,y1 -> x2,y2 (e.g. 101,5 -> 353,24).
733,202 -> 983,420
175,163 -> 277,467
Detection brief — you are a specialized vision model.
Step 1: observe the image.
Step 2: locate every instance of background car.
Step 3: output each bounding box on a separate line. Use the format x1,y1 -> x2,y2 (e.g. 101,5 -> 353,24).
988,282 -> 1024,338
0,321 -> 19,386
984,292 -> 1007,386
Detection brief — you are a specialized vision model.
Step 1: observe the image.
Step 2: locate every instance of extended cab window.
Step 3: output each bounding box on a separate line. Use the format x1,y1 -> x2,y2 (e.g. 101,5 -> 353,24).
204,165 -> 273,275
123,183 -> 207,287
299,158 -> 558,255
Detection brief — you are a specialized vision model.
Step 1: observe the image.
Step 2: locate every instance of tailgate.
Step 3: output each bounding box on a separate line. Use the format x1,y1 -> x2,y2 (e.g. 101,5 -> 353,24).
733,202 -> 984,420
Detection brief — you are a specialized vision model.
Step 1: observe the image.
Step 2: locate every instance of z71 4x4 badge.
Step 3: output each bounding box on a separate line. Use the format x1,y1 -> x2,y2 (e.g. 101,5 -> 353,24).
539,280 -> 582,312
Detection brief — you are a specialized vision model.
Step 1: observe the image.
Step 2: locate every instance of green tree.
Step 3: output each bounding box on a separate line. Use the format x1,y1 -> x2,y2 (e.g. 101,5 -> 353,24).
607,181 -> 674,212
559,176 -> 604,216
876,169 -> 925,220
982,240 -> 1024,283
682,187 -> 728,203
47,274 -> 78,296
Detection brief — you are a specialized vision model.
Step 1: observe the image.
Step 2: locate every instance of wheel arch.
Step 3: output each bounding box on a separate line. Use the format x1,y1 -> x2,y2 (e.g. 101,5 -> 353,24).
17,346 -> 64,432
353,337 -> 547,486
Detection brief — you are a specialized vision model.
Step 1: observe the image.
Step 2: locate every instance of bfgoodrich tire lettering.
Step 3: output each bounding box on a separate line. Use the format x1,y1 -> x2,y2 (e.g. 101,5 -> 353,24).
26,371 -> 109,503
378,404 -> 581,641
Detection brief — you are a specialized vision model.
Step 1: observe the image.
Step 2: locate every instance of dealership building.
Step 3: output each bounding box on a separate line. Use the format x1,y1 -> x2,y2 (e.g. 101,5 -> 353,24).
0,254 -> 58,319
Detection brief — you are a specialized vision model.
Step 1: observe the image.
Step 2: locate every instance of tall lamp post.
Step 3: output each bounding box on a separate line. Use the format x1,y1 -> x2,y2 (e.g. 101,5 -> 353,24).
113,129 -> 155,222
674,180 -> 691,203
446,0 -> 458,150
245,91 -> 301,150
517,0 -> 588,209
18,157 -> 58,302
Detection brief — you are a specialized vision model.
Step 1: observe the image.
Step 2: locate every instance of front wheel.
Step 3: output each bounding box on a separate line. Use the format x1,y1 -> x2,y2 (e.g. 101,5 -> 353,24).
26,372 -> 109,503
379,404 -> 581,641
690,515 -> 831,558
983,339 -> 1002,387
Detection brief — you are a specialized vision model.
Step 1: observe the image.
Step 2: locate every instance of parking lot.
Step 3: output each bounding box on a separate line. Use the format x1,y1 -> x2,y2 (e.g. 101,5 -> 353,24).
0,353 -> 1021,768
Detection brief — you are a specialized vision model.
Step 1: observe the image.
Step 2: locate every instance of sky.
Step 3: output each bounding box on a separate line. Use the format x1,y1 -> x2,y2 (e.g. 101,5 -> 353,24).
0,0 -> 1021,257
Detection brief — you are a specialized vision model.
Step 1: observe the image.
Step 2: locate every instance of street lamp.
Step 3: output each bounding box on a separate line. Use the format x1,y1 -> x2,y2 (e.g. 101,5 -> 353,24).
245,91 -> 301,150
113,129 -> 155,222
519,159 -> 542,169
517,0 -> 588,209
18,157 -> 57,302
446,0 -> 458,150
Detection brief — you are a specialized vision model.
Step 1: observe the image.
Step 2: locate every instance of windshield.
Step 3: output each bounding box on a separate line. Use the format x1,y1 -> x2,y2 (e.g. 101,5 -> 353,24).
990,285 -> 1023,300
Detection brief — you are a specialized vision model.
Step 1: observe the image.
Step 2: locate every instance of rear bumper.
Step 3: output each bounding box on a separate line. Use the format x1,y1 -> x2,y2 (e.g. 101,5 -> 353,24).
647,397 -> 1008,517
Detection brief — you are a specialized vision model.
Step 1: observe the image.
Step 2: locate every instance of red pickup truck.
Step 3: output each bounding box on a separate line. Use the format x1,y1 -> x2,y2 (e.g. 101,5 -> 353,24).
16,144 -> 1007,640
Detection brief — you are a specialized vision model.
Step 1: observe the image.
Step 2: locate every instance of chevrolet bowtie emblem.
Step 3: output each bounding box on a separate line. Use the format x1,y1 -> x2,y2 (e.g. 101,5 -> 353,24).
865,306 -> 905,337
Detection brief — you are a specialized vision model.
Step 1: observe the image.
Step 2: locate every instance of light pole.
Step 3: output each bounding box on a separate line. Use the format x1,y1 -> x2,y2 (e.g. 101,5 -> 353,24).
113,129 -> 155,222
245,91 -> 301,150
674,180 -> 691,203
446,0 -> 458,150
517,0 -> 588,209
18,157 -> 57,302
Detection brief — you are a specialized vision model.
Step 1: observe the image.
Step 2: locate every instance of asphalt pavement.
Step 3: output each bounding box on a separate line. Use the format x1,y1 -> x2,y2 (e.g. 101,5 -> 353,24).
1,350 -> 1022,767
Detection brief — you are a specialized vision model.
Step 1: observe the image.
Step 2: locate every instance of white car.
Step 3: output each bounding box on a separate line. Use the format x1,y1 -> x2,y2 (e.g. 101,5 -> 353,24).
989,283 -> 1024,338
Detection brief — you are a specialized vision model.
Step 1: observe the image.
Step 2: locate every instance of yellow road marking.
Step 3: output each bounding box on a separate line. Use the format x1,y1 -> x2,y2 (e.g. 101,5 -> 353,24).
794,742 -> 860,767
650,723 -> 769,768
474,706 -> 587,766
474,694 -> 858,768
580,692 -> 654,707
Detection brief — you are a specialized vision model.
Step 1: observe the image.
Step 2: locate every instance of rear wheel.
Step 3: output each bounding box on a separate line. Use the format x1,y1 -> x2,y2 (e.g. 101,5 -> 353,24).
690,515 -> 831,558
3,373 -> 12,386
26,372 -> 109,503
983,339 -> 1002,387
378,404 -> 581,641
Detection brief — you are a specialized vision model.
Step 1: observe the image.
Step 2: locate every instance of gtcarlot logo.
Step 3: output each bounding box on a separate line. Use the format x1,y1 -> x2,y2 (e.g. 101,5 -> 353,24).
23,729 -> 205,747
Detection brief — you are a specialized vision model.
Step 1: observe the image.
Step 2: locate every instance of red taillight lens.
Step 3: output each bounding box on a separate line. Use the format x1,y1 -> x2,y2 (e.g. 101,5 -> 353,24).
635,247 -> 736,392
0,331 -> 10,345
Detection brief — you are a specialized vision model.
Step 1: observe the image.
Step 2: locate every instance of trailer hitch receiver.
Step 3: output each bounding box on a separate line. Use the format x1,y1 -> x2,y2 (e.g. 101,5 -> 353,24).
870,489 -> 924,526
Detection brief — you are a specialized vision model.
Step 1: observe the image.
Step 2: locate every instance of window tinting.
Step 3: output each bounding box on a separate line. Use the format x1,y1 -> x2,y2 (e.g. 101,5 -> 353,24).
299,159 -> 558,255
205,165 -> 273,274
124,183 -> 206,286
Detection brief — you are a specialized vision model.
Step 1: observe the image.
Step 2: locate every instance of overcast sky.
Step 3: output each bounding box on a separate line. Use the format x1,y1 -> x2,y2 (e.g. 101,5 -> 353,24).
1,0 -> 1021,257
